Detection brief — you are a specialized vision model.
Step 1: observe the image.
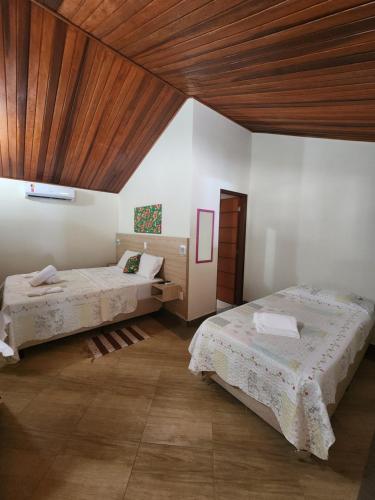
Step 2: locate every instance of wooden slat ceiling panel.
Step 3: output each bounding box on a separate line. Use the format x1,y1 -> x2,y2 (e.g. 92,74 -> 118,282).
0,0 -> 185,192
38,0 -> 375,142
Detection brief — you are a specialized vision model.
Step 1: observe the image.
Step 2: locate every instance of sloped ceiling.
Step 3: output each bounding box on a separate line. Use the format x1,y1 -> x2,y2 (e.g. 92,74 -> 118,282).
1,1 -> 374,193
0,0 -> 185,192
36,0 -> 375,143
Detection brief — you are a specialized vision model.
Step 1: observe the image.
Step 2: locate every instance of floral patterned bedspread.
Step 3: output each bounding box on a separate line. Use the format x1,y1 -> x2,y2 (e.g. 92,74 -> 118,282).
189,286 -> 375,459
1,267 -> 145,354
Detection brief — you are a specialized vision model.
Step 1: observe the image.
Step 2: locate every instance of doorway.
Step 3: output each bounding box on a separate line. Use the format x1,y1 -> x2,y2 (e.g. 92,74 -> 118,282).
217,189 -> 247,309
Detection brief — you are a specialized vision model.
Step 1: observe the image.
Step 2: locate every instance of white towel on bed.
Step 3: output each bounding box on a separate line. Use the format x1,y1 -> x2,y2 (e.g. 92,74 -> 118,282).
27,286 -> 64,297
0,339 -> 14,357
29,265 -> 59,287
253,312 -> 300,339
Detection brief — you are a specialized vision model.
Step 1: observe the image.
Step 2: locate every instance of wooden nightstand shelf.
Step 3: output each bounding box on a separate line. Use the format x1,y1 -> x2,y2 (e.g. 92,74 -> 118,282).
152,283 -> 181,302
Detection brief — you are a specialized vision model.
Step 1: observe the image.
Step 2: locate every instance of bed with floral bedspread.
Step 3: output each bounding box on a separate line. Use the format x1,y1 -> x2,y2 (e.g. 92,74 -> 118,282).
189,286 -> 375,459
1,267 -> 159,358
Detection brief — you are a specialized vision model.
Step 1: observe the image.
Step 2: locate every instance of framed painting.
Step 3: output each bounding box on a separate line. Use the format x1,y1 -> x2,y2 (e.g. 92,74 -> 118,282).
134,204 -> 162,234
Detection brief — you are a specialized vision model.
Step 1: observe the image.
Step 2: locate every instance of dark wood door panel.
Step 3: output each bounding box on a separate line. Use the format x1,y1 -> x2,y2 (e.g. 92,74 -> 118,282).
218,243 -> 237,259
220,197 -> 240,212
217,271 -> 236,289
0,0 -> 185,192
219,212 -> 239,229
35,0 -> 375,142
218,257 -> 236,275
219,227 -> 238,244
217,286 -> 235,305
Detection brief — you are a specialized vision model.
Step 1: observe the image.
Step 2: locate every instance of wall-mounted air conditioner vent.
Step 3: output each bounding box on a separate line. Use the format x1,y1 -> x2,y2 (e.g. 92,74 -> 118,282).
25,183 -> 75,201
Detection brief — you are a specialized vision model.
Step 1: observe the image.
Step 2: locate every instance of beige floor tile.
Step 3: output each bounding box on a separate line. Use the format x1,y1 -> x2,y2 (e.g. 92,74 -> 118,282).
124,473 -> 214,500
142,416 -> 213,449
30,436 -> 138,500
148,394 -> 214,422
75,406 -> 147,444
58,355 -> 116,387
0,427 -> 65,458
300,468 -> 360,500
133,442 -> 213,481
89,389 -> 153,414
0,446 -> 56,500
108,363 -> 161,398
16,400 -> 86,435
215,480 -> 303,500
63,435 -> 139,465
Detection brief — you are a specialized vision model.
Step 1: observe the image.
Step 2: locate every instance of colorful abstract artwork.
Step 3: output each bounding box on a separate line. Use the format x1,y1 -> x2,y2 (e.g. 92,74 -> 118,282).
134,204 -> 162,234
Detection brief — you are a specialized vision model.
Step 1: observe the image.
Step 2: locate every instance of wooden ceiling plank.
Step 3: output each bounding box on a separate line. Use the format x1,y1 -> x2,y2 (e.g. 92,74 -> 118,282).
58,0 -> 84,19
87,0 -> 155,39
58,41 -> 103,184
169,43 -> 375,90
70,0 -> 104,26
28,10 -> 61,181
35,16 -> 67,180
24,2 -> 43,181
43,28 -> 87,182
63,46 -> 115,184
0,1 -> 11,177
89,73 -> 159,190
196,62 -> 375,96
76,64 -> 138,187
69,53 -> 124,185
133,0 -> 359,67
3,0 -> 18,178
16,0 -> 31,179
110,0 -> 229,51
104,0 -> 194,48
123,0 -> 285,59
204,83 -> 375,106
151,4 -> 375,77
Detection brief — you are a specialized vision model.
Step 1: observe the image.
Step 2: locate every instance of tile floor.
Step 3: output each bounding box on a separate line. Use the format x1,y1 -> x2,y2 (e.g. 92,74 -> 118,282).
0,313 -> 374,499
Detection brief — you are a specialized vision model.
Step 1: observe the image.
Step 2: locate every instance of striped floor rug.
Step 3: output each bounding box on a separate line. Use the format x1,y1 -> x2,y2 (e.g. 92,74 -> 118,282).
87,325 -> 149,359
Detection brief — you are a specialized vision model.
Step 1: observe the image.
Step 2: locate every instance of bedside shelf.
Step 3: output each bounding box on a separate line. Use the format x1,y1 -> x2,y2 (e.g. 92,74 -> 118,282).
152,283 -> 181,302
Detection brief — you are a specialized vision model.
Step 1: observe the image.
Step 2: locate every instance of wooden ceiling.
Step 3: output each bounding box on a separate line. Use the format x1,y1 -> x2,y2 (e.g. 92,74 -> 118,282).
36,0 -> 375,143
1,1 -> 374,193
0,0 -> 184,192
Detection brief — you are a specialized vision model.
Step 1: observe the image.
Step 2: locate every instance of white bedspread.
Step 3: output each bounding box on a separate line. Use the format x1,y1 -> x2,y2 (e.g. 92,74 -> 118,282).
1,266 -> 158,354
189,286 -> 375,459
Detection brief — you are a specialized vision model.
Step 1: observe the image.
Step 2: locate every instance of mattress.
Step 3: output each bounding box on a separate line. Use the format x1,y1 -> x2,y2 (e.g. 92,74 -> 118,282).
189,285 -> 375,459
1,266 -> 162,354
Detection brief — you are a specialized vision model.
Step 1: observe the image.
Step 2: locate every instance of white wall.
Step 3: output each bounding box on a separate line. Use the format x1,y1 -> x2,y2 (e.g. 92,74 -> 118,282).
188,101 -> 252,320
0,178 -> 118,282
244,133 -> 375,303
118,98 -> 252,320
118,100 -> 193,238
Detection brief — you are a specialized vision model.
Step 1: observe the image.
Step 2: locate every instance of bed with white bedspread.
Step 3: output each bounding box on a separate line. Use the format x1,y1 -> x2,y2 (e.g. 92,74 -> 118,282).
189,286 -> 375,459
1,266 -> 161,357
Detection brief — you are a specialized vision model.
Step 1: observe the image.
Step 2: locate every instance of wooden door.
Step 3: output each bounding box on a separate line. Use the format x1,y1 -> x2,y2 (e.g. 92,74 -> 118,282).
217,197 -> 240,304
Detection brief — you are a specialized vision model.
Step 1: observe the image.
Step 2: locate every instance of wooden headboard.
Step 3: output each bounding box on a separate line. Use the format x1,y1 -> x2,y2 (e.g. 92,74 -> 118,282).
116,233 -> 189,320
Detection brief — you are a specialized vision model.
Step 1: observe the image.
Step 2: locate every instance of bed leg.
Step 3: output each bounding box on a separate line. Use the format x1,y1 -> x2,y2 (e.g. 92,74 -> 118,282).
294,450 -> 314,463
201,372 -> 213,384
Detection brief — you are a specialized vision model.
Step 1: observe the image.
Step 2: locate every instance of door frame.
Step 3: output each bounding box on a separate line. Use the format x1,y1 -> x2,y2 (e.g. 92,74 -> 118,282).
219,189 -> 248,305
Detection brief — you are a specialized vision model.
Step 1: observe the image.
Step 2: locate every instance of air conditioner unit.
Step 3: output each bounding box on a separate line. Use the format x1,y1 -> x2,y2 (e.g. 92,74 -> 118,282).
25,183 -> 75,201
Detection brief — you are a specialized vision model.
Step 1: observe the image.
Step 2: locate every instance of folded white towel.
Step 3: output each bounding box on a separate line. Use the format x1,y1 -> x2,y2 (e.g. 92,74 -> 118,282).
29,265 -> 58,287
0,339 -> 14,357
253,312 -> 300,339
45,275 -> 61,285
0,311 -> 10,342
27,286 -> 63,297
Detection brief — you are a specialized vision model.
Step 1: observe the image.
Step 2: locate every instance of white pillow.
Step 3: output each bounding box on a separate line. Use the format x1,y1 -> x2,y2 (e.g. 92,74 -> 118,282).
137,253 -> 163,280
117,250 -> 141,270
